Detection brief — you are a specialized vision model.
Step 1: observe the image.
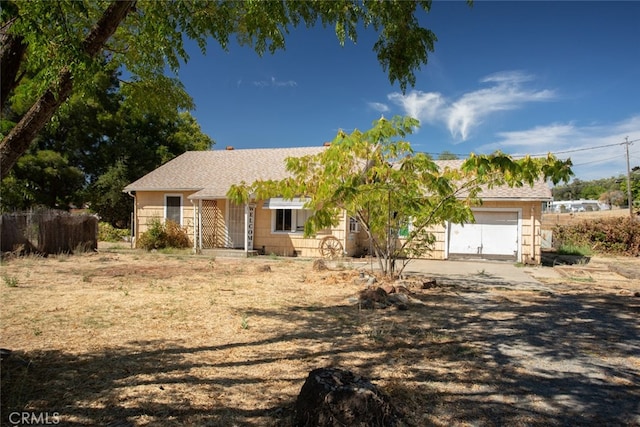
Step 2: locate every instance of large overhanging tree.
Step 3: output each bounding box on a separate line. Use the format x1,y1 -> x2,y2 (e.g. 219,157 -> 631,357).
228,116 -> 573,277
1,0 -> 445,179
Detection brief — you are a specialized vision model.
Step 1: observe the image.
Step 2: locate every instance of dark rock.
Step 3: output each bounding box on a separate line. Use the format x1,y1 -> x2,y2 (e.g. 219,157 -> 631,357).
359,287 -> 389,309
381,285 -> 396,294
313,259 -> 329,271
388,293 -> 409,306
541,252 -> 591,267
0,348 -> 12,361
395,285 -> 411,294
422,278 -> 437,289
294,367 -> 400,427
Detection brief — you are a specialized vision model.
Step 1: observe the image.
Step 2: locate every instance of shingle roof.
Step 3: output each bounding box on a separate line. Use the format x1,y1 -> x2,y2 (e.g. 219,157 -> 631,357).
124,148 -> 551,201
123,147 -> 326,199
434,159 -> 552,200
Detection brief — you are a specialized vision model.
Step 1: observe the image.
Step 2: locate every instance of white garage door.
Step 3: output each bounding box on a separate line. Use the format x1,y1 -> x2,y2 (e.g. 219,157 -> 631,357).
449,211 -> 519,260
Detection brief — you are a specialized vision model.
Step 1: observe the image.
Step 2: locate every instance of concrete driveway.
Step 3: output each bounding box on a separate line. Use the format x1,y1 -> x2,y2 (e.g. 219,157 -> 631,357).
400,258 -> 560,291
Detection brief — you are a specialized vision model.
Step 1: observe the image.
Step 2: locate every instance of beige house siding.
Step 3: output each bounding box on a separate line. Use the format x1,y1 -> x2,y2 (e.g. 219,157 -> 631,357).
133,191 -> 196,244
345,221 -> 370,257
133,192 -> 362,256
253,204 -> 362,257
253,203 -> 316,256
415,224 -> 448,260
131,192 -> 545,264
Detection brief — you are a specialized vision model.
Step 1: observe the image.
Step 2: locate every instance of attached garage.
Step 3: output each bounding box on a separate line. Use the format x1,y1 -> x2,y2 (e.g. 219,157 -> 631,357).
448,209 -> 521,261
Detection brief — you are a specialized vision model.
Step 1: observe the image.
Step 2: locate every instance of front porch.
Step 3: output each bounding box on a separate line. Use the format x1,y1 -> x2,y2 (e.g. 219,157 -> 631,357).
192,198 -> 256,252
191,197 -> 361,258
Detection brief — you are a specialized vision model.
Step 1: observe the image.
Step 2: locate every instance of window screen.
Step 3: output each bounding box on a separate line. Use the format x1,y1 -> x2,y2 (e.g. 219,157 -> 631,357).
166,196 -> 182,225
275,209 -> 292,231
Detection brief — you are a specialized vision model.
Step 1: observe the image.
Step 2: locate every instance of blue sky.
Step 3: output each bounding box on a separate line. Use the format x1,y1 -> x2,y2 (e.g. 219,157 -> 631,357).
175,1 -> 640,182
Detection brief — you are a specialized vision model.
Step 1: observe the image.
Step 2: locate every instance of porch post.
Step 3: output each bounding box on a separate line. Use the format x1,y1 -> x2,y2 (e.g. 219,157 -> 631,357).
530,206 -> 536,262
244,203 -> 249,254
191,199 -> 197,253
198,199 -> 203,250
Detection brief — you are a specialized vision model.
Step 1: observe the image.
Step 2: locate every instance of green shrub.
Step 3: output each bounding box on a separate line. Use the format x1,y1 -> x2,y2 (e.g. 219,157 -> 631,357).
98,222 -> 130,242
553,217 -> 640,256
164,220 -> 190,248
138,219 -> 190,251
557,244 -> 592,256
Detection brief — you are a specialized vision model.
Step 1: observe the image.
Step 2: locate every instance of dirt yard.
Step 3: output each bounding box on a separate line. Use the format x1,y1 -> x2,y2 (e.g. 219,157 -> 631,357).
1,247 -> 639,426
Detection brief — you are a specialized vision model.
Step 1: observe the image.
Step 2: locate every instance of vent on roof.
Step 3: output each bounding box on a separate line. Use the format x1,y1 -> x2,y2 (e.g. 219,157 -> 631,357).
225,146 -> 234,150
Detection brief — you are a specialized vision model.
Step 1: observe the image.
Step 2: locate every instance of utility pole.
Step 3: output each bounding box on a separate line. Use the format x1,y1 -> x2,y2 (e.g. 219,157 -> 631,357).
624,136 -> 633,218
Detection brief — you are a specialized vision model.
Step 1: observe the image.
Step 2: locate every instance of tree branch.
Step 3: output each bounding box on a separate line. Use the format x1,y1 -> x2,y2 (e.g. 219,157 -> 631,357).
0,0 -> 136,180
0,22 -> 27,111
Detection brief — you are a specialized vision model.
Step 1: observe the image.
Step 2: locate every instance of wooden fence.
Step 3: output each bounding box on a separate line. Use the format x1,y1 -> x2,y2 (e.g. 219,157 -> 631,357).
1,209 -> 98,255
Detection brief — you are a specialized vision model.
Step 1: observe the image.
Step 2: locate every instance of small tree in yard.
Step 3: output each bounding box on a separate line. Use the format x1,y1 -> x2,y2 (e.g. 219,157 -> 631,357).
229,116 -> 573,277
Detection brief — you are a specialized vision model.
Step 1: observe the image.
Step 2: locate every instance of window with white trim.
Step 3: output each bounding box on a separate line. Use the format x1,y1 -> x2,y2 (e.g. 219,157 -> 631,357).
296,209 -> 313,232
349,217 -> 360,233
272,208 -> 313,233
274,209 -> 292,232
165,195 -> 182,225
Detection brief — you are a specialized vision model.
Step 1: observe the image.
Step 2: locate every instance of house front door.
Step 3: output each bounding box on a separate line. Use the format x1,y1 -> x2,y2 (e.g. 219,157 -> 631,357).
227,202 -> 245,249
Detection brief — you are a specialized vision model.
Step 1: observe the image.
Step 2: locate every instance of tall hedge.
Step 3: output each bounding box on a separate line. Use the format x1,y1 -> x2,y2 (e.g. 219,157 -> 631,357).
553,217 -> 640,256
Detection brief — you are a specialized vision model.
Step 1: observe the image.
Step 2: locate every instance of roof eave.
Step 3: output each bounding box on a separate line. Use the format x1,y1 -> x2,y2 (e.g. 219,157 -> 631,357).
123,187 -> 203,193
477,197 -> 552,202
188,194 -> 228,200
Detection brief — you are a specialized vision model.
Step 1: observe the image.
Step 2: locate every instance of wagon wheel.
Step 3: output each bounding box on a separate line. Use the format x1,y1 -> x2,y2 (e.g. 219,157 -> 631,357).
319,236 -> 344,259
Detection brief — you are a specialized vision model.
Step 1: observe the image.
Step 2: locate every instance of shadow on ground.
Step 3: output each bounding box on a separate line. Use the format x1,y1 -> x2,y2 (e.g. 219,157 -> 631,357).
2,277 -> 639,426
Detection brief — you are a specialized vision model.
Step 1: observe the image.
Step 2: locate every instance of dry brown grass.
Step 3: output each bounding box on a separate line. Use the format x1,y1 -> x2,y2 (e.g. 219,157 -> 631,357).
1,248 -> 639,426
542,207 -> 631,227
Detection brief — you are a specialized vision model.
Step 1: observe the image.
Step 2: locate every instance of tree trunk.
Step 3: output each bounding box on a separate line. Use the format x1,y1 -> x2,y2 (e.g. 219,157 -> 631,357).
0,29 -> 27,111
0,0 -> 136,180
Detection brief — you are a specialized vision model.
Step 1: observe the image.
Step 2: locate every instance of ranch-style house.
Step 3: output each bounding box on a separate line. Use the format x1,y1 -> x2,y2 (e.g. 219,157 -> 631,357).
123,146 -> 552,264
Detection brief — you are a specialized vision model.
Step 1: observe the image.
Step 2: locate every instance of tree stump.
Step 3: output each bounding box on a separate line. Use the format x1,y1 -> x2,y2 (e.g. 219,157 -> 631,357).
294,367 -> 400,427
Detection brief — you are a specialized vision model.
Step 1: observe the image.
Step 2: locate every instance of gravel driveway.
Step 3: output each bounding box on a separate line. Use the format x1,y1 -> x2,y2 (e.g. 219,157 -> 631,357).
398,257 -> 640,426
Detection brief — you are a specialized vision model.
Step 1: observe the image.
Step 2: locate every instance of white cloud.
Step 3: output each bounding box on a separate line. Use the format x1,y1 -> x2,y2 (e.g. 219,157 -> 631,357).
387,91 -> 446,125
388,71 -> 555,140
253,76 -> 297,88
478,123 -> 579,153
368,102 -> 390,113
480,116 -> 640,180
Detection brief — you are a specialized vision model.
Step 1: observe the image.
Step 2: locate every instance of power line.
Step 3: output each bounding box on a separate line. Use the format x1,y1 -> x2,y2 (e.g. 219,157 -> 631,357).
425,138 -> 640,158
526,138 -> 639,158
425,137 -> 639,160
572,154 -> 625,167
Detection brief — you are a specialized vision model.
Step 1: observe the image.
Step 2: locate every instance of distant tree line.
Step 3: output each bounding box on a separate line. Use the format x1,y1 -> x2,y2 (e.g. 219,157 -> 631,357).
1,68 -> 213,227
551,169 -> 640,207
